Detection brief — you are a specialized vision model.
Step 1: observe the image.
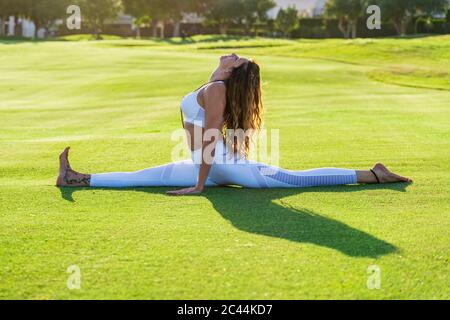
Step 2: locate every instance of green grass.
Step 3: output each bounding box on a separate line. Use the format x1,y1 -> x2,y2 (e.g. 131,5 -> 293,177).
0,35 -> 449,299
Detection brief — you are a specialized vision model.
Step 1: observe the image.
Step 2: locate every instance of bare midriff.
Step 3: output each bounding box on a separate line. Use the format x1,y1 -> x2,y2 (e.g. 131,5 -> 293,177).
184,122 -> 204,151
184,87 -> 206,151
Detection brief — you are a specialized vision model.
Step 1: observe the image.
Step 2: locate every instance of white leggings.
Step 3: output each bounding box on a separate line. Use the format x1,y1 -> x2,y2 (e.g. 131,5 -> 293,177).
91,144 -> 357,188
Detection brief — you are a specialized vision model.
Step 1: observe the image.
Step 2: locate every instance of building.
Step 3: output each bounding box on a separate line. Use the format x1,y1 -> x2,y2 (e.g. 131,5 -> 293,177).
268,0 -> 326,19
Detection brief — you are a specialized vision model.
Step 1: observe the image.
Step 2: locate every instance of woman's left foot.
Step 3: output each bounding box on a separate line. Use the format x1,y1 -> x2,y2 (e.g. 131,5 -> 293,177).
372,163 -> 413,183
56,147 -> 91,187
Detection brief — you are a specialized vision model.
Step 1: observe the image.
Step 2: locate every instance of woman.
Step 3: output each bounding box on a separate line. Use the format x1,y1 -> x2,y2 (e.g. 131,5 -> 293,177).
57,53 -> 412,195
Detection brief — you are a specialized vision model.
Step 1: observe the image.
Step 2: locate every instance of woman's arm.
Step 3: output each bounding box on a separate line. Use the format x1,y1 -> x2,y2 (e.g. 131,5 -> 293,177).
167,82 -> 226,196
195,83 -> 226,190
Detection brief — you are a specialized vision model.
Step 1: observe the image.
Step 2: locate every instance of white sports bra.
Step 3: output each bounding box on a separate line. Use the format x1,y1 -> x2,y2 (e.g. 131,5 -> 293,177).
180,81 -> 224,128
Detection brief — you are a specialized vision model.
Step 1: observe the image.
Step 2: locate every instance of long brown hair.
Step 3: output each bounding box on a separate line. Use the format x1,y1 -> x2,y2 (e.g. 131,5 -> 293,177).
223,60 -> 263,157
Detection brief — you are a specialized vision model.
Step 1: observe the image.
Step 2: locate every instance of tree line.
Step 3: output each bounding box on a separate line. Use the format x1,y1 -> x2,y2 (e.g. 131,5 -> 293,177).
123,0 -> 279,38
0,0 -> 448,39
325,0 -> 449,38
0,0 -> 122,38
0,0 -> 278,38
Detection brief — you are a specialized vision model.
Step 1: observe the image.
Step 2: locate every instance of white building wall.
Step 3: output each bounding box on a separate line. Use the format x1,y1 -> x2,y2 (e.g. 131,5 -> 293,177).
21,19 -> 36,38
7,16 -> 15,36
268,0 -> 325,18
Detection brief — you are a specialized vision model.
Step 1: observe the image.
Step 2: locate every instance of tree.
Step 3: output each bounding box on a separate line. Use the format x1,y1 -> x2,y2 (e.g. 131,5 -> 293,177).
417,0 -> 449,17
0,0 -> 16,36
0,0 -> 31,36
128,0 -> 174,38
325,0 -> 362,39
164,0 -> 206,37
275,5 -> 299,37
122,0 -> 150,37
241,0 -> 276,36
375,0 -> 448,36
375,0 -> 416,35
150,0 -> 172,38
21,0 -> 71,38
78,0 -> 121,39
204,0 -> 241,35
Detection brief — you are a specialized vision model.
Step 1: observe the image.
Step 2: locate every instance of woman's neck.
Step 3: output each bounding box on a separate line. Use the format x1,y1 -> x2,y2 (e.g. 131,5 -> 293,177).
209,68 -> 229,82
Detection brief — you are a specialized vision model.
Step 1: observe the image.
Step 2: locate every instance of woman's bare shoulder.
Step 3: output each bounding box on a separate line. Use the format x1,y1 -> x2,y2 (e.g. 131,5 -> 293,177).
207,80 -> 226,90
204,81 -> 226,98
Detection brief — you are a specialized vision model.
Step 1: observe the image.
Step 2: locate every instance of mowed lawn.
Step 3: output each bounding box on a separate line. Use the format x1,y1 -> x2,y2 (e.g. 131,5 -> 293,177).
0,35 -> 449,299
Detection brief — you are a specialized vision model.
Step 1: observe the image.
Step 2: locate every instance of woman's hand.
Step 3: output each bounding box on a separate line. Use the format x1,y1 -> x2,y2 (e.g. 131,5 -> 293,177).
166,185 -> 204,196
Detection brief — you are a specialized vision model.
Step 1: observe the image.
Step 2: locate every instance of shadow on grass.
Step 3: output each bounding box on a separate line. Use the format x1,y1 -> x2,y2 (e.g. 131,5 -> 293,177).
58,183 -> 409,258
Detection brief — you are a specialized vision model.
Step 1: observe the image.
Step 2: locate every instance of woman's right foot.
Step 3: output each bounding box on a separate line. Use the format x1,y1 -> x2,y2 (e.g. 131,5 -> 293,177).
371,163 -> 413,183
56,147 -> 91,187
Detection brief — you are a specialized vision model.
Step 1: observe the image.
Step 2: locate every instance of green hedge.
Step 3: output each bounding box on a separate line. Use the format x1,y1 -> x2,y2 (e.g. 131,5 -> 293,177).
415,18 -> 449,34
291,18 -> 399,39
290,17 -> 449,39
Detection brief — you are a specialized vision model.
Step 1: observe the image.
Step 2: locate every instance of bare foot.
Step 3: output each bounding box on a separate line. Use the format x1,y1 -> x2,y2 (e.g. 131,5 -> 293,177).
56,147 -> 90,187
372,163 -> 413,183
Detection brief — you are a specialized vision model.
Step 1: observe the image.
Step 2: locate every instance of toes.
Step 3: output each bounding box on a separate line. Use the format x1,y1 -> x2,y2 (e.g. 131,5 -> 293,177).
391,172 -> 411,183
60,147 -> 70,160
402,176 -> 413,183
374,163 -> 412,183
